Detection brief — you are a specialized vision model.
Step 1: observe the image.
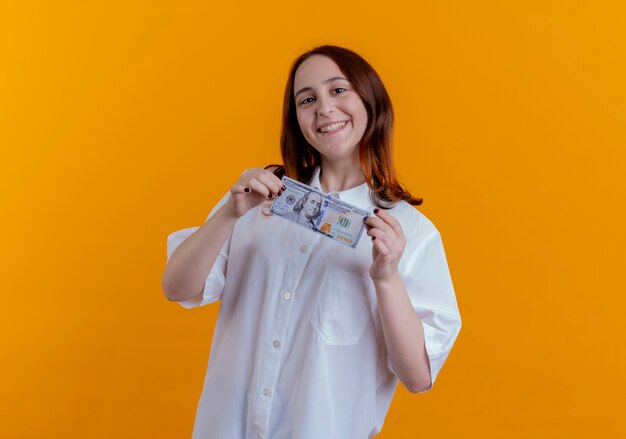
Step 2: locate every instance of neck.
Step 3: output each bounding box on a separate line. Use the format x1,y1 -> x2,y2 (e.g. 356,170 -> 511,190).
318,158 -> 365,193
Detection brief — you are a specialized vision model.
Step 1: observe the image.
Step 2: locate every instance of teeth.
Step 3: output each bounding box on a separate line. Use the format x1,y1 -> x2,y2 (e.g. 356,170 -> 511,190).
319,121 -> 347,133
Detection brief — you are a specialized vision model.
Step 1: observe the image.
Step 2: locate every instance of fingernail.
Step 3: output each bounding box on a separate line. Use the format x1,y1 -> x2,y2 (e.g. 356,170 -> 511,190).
268,193 -> 274,199
277,191 -> 282,196
374,208 -> 380,214
371,236 -> 376,241
363,217 -> 368,222
281,185 -> 286,191
244,187 -> 251,193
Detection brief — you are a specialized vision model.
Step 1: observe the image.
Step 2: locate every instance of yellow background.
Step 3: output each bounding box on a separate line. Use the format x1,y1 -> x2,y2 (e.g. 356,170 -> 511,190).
2,1 -> 625,437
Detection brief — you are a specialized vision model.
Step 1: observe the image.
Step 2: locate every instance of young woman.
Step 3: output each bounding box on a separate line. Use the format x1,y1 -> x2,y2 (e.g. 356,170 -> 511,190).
162,45 -> 461,439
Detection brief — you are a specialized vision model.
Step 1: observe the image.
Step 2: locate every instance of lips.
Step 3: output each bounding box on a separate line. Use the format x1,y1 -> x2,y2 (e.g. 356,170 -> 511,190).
317,120 -> 349,134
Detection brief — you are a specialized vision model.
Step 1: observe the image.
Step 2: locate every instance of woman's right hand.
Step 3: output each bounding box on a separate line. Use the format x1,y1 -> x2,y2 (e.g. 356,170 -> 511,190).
226,167 -> 285,218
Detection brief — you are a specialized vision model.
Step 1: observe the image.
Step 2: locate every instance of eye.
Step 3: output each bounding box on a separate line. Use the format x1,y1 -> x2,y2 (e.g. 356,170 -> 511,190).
333,87 -> 347,94
299,97 -> 315,105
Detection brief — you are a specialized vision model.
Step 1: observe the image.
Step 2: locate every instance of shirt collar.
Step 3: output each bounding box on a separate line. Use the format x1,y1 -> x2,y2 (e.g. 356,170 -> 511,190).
308,166 -> 372,211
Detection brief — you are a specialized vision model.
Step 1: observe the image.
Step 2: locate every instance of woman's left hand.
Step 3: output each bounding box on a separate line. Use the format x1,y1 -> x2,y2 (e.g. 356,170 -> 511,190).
364,209 -> 406,281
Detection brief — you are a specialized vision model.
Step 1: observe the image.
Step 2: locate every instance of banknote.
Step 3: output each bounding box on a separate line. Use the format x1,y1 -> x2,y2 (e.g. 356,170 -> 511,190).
270,176 -> 371,248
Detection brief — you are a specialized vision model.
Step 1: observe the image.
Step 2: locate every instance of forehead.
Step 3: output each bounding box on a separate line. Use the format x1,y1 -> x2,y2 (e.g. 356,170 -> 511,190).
294,55 -> 345,91
308,192 -> 322,201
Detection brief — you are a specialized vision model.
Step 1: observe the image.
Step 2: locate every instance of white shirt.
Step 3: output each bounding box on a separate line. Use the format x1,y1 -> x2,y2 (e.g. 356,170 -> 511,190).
166,167 -> 461,439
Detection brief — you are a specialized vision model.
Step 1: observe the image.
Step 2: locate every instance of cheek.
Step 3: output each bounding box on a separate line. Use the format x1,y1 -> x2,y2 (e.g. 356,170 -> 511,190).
296,111 -> 316,143
296,109 -> 311,129
356,104 -> 368,126
355,108 -> 369,136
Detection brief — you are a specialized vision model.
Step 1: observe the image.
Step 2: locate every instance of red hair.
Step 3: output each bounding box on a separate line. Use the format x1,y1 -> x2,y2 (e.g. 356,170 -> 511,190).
269,45 -> 422,208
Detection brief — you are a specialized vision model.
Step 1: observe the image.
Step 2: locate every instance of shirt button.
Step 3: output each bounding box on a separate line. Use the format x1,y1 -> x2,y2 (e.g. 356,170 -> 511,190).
283,291 -> 291,300
263,388 -> 272,397
272,340 -> 281,348
299,244 -> 308,253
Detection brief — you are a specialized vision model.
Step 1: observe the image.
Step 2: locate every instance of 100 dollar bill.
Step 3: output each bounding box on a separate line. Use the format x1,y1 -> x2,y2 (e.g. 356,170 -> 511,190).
270,176 -> 370,248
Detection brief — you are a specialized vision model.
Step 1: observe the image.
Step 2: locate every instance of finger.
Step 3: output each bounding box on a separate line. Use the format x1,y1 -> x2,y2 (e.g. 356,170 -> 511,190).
247,178 -> 272,198
261,167 -> 286,191
371,233 -> 390,256
365,215 -> 394,236
261,204 -> 274,217
374,209 -> 404,240
269,169 -> 287,191
367,227 -> 395,250
230,184 -> 251,196
257,170 -> 284,196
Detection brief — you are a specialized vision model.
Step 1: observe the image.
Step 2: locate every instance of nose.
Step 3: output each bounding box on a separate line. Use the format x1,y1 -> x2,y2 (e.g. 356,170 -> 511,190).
316,95 -> 334,116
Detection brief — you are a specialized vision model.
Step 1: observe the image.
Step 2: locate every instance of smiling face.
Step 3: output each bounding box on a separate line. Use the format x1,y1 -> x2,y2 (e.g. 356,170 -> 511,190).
303,192 -> 322,218
293,55 -> 368,165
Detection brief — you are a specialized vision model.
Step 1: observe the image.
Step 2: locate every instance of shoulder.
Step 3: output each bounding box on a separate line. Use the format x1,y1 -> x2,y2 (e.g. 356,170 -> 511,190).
387,200 -> 440,246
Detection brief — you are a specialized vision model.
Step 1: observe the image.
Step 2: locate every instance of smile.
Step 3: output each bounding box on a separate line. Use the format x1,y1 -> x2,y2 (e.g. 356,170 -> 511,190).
318,121 -> 348,134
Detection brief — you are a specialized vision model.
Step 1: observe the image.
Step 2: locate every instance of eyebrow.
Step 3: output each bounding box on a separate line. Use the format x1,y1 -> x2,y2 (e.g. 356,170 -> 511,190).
294,76 -> 348,99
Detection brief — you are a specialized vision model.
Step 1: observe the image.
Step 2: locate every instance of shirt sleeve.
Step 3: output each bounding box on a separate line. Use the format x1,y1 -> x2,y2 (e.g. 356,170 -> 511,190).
165,191 -> 232,309
388,230 -> 462,393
